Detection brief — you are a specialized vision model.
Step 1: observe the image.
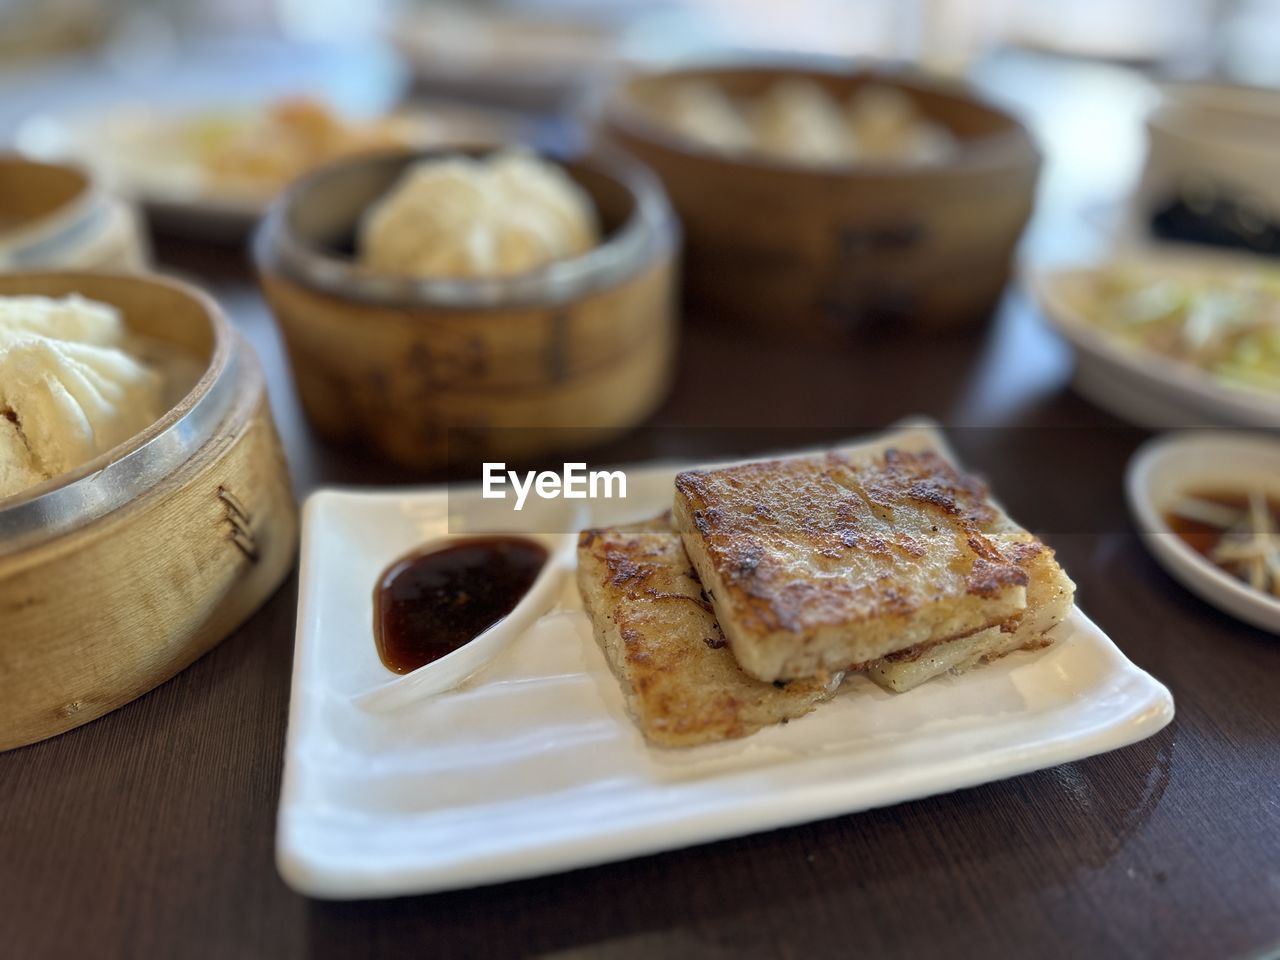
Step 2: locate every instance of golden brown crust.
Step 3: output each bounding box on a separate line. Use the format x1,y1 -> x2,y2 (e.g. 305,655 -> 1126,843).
673,447 -> 1029,681
576,528 -> 838,747
862,448 -> 999,526
866,529 -> 1075,692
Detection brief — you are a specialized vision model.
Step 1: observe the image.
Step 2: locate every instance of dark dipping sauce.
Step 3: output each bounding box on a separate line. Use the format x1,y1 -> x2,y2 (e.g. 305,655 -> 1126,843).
1164,490 -> 1280,557
374,537 -> 548,674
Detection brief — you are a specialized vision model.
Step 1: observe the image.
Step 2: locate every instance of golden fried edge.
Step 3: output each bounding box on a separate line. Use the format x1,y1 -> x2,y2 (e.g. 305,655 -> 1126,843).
576,526 -> 839,747
672,448 -> 1033,681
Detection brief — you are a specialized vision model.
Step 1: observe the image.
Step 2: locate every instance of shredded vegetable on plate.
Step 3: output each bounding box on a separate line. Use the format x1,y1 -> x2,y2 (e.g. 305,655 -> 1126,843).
1168,491 -> 1280,597
1083,268 -> 1280,395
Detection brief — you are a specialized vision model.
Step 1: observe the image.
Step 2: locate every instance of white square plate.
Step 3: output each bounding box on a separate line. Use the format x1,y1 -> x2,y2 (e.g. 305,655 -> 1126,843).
278,426 -> 1175,899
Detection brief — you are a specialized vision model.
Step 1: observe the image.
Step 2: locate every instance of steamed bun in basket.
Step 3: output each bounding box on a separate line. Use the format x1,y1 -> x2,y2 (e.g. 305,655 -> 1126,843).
660,81 -> 754,153
358,150 -> 599,279
0,294 -> 122,348
0,295 -> 164,501
751,78 -> 854,164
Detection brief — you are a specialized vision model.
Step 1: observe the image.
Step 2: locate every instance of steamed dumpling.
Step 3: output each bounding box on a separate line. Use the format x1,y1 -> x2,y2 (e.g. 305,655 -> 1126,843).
658,81 -> 754,153
0,294 -> 165,501
488,152 -> 599,260
648,77 -> 958,168
0,417 -> 42,496
359,150 -> 599,279
0,337 -> 164,478
847,85 -> 957,164
0,294 -> 123,348
751,79 -> 853,165
360,157 -> 489,277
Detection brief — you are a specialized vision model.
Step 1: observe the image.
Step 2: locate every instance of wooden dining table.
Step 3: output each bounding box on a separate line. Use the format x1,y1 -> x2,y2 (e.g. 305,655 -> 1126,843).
1,45 -> 1277,960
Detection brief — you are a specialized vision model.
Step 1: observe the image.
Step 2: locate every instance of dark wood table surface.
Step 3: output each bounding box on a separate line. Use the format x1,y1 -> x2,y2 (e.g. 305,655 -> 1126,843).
2,47 -> 1278,960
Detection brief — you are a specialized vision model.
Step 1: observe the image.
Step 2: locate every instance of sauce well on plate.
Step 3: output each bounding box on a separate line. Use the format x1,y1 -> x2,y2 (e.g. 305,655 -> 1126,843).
374,537 -> 548,674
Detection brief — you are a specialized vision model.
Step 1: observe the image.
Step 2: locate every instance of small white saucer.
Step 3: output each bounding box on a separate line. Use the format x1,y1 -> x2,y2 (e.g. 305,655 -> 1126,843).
1126,431 -> 1280,634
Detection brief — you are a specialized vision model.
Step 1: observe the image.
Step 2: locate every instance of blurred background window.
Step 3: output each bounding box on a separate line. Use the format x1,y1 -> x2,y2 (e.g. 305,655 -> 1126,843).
0,0 -> 1276,80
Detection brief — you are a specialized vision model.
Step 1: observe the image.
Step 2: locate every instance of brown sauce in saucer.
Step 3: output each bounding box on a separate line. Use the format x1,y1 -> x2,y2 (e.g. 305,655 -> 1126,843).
374,537 -> 548,674
1164,490 -> 1280,557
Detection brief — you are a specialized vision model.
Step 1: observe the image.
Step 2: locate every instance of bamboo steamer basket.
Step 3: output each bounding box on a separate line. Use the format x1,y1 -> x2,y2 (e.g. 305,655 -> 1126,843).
0,155 -> 147,271
0,272 -> 297,751
600,65 -> 1041,338
255,148 -> 679,471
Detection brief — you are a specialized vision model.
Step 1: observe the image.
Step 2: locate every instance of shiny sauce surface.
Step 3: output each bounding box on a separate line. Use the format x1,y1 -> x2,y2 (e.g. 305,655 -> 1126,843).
1164,490 -> 1280,557
374,537 -> 548,674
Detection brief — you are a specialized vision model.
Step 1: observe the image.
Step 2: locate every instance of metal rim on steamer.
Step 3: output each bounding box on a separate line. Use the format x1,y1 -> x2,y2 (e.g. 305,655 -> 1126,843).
0,345 -> 242,556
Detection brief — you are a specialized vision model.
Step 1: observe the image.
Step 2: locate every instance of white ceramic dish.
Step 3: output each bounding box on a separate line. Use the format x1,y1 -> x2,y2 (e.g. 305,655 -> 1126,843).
15,103 -> 522,240
1134,88 -> 1280,240
351,530 -> 579,713
1126,431 -> 1280,634
1089,84 -> 1280,272
1033,253 -> 1280,428
279,424 -> 1174,899
17,105 -> 281,239
391,7 -> 620,112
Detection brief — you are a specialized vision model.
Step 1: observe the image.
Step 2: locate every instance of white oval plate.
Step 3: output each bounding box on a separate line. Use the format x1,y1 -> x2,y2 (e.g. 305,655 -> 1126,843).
15,103 -> 525,241
279,422 -> 1174,899
1032,253 -> 1280,429
1126,430 -> 1280,634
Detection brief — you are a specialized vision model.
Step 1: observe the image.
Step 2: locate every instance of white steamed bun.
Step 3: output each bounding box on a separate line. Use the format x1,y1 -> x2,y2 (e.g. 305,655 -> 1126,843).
847,85 -> 957,164
0,295 -> 164,500
659,81 -> 754,153
0,293 -> 124,348
0,417 -> 42,497
358,150 -> 599,279
649,77 -> 959,168
751,79 -> 854,165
